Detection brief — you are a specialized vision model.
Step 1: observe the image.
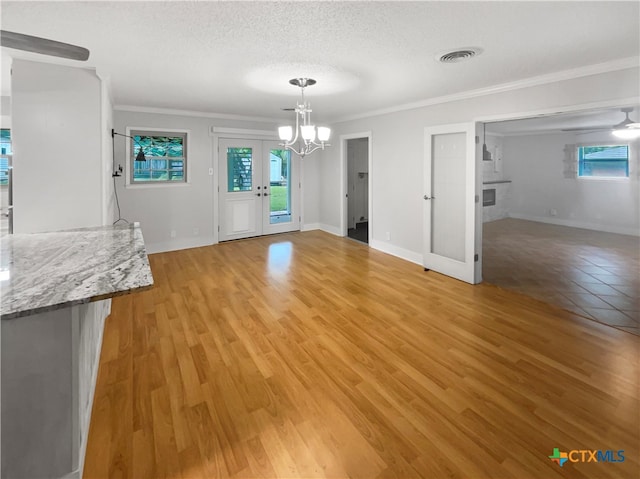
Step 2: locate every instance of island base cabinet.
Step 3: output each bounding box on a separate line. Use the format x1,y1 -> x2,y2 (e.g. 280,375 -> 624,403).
1,300 -> 110,479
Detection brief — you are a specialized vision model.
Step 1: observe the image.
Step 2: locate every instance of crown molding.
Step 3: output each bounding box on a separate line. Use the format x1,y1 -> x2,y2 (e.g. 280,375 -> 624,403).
333,56 -> 640,123
210,126 -> 278,138
489,129 -> 575,138
113,104 -> 280,124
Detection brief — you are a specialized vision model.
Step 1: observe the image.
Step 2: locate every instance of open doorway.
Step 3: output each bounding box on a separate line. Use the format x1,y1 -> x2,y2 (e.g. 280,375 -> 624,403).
346,137 -> 369,244
480,105 -> 640,334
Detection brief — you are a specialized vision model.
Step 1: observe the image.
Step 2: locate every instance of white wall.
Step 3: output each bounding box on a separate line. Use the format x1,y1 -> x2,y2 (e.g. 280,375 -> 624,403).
301,153 -> 320,230
114,110 -> 321,253
100,77 -> 115,226
0,96 -> 10,125
481,133 -> 504,183
481,134 -> 511,223
0,95 -> 10,217
320,67 -> 640,262
11,60 -> 106,233
503,131 -> 639,235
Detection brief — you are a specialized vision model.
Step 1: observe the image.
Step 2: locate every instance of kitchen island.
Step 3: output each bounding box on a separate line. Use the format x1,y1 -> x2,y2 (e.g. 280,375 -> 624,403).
1,222 -> 153,479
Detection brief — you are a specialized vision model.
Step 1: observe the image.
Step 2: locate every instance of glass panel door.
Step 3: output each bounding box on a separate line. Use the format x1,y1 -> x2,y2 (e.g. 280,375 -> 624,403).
262,141 -> 299,235
423,123 -> 478,284
431,132 -> 466,262
268,148 -> 292,225
218,139 -> 300,241
219,139 -> 263,241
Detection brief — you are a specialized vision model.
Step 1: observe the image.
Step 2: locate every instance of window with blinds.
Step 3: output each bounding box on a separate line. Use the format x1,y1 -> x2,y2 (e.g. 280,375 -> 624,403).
577,145 -> 629,179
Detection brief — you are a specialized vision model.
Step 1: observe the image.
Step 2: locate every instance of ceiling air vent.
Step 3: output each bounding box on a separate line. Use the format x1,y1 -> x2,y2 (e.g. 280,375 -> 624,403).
437,48 -> 482,63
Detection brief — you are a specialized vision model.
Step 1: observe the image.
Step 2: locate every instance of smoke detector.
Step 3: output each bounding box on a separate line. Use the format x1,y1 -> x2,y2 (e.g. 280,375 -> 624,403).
437,47 -> 483,63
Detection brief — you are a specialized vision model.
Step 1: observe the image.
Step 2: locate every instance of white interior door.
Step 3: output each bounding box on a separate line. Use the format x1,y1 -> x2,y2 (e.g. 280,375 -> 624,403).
423,123 -> 479,284
219,139 -> 299,242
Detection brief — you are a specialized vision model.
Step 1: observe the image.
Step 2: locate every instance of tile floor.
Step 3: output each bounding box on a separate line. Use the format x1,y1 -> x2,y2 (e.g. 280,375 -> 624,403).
348,221 -> 369,244
483,218 -> 640,335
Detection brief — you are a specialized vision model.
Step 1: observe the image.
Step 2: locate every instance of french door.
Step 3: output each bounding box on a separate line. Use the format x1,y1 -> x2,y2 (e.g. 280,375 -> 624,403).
219,139 -> 299,241
423,123 -> 480,284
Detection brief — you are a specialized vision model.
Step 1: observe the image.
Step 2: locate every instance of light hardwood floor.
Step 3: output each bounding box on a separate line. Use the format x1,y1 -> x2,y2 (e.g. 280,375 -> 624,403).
84,231 -> 639,479
483,219 -> 640,335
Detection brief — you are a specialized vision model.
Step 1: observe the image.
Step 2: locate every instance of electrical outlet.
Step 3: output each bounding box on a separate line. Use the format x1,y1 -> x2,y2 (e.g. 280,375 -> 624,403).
550,208 -> 558,217
170,230 -> 176,238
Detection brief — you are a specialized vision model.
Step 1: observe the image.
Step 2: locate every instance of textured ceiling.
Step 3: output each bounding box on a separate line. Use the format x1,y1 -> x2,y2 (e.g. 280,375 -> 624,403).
1,1 -> 639,122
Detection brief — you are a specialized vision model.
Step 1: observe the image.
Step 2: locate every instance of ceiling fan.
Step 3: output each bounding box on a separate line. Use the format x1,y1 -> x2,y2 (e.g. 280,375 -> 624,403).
0,30 -> 89,61
562,107 -> 640,139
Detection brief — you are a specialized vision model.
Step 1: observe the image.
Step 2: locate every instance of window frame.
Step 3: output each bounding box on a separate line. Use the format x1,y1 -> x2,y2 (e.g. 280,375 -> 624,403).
125,127 -> 191,187
576,142 -> 631,181
0,128 -> 11,187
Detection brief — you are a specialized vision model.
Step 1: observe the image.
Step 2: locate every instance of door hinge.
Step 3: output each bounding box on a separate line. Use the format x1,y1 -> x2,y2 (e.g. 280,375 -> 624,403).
475,135 -> 480,144
217,186 -> 220,192
218,225 -> 220,232
474,254 -> 479,262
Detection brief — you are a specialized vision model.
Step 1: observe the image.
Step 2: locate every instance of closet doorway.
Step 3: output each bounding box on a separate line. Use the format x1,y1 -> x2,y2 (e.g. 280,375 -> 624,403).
346,137 -> 369,243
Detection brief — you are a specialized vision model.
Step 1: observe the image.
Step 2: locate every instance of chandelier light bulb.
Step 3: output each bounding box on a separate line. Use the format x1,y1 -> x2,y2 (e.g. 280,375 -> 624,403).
317,127 -> 331,142
278,126 -> 293,142
301,125 -> 316,142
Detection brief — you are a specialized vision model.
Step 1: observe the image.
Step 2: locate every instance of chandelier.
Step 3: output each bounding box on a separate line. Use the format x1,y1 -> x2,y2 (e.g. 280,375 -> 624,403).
278,78 -> 331,158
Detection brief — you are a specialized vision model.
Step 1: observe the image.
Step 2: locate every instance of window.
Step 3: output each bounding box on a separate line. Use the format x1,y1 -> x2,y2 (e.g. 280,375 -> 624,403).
130,130 -> 187,183
226,147 -> 253,191
0,129 -> 11,186
577,145 -> 629,179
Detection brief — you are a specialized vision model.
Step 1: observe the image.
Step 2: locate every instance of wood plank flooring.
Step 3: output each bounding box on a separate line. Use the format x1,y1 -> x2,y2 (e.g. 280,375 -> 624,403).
83,231 -> 639,479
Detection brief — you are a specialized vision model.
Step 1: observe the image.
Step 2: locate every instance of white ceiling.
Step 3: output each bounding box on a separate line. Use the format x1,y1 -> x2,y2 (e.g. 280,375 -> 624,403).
1,1 -> 639,122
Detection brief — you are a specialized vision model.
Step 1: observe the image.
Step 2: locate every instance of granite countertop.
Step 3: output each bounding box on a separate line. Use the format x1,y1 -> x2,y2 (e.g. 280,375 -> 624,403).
1,223 -> 154,320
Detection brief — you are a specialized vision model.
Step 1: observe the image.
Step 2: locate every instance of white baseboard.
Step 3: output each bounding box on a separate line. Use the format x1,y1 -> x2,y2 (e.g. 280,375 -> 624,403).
319,223 -> 343,236
301,223 -> 321,232
305,225 -> 424,266
507,213 -> 640,237
145,236 -> 215,254
370,239 -> 423,266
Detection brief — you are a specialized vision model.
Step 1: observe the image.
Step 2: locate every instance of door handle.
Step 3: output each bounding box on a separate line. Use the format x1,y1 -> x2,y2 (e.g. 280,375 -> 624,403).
423,195 -> 432,200
263,193 -> 269,196
256,193 -> 261,196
